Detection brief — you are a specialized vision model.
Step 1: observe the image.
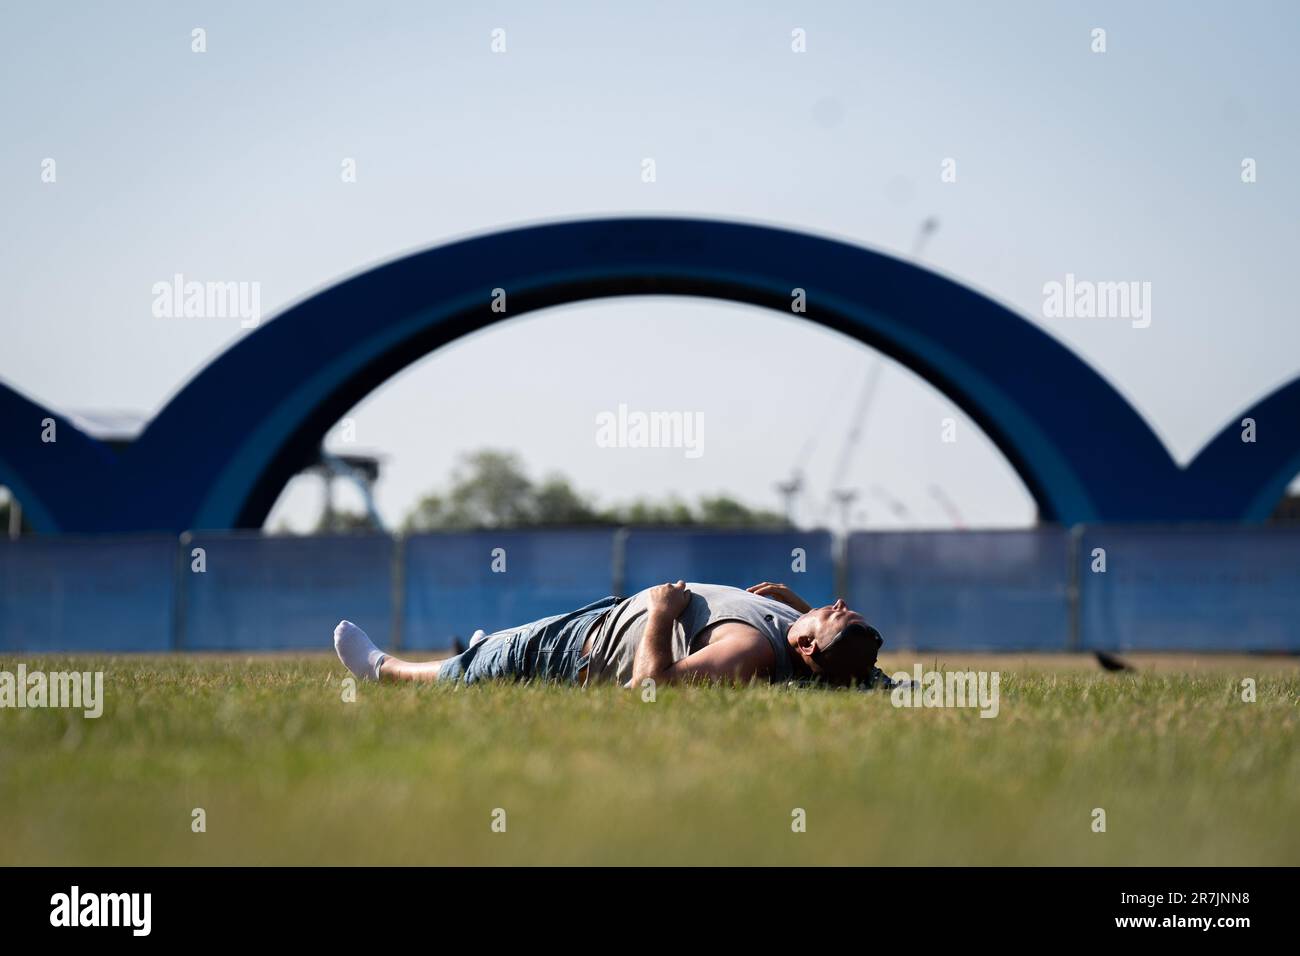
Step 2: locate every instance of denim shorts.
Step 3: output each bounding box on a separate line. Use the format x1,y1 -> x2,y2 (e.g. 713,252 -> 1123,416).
436,596 -> 620,685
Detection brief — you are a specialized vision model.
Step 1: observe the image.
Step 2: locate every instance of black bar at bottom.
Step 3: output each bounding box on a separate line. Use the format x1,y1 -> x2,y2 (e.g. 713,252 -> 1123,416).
0,866 -> 1285,941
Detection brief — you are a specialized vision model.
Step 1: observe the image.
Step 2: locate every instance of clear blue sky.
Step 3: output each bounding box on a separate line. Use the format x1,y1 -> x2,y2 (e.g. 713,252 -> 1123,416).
2,1 -> 1297,530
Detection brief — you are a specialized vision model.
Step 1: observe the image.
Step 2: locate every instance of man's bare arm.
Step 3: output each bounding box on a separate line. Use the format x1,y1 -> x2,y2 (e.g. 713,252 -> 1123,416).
654,627 -> 775,685
746,582 -> 812,614
630,609 -> 679,686
629,581 -> 691,687
629,582 -> 782,688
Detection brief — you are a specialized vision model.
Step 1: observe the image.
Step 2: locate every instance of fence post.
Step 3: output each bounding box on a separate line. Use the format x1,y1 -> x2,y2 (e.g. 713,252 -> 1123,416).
612,527 -> 629,598
390,533 -> 406,653
172,531 -> 191,651
1067,524 -> 1084,652
834,530 -> 850,600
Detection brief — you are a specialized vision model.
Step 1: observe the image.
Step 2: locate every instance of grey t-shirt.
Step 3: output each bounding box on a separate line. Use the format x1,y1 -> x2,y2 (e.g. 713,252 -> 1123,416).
585,583 -> 799,685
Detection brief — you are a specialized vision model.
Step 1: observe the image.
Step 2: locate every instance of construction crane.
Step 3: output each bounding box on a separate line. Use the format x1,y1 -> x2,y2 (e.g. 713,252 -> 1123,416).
773,433 -> 819,528
929,484 -> 965,528
912,216 -> 940,259
792,216 -> 940,533
871,484 -> 912,523
823,359 -> 884,531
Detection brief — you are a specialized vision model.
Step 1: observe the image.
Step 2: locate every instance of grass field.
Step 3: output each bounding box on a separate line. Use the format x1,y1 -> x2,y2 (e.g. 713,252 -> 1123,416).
2,652 -> 1297,865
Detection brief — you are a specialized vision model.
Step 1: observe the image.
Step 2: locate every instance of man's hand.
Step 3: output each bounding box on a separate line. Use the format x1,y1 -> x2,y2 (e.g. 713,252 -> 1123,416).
647,580 -> 692,619
746,582 -> 812,614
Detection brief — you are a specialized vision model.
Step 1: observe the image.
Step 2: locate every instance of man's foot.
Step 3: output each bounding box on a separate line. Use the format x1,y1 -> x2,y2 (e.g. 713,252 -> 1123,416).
334,620 -> 387,681
469,628 -> 487,647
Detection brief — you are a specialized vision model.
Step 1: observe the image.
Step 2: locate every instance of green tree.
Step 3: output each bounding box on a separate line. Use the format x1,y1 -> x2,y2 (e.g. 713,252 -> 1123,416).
603,495 -> 695,526
444,449 -> 535,527
404,450 -> 602,531
402,449 -> 789,531
533,474 -> 602,525
695,494 -> 784,528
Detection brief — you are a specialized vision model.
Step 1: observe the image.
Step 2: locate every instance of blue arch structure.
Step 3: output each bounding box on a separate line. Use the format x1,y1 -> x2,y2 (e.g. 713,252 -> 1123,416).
2,217 -> 1298,533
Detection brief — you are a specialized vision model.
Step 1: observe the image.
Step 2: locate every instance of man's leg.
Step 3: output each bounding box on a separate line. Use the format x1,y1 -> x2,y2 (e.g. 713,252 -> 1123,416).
378,657 -> 444,683
334,597 -> 616,685
334,620 -> 449,682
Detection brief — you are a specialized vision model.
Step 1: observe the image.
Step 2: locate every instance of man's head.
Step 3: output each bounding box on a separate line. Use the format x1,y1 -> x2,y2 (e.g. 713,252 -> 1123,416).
787,599 -> 883,687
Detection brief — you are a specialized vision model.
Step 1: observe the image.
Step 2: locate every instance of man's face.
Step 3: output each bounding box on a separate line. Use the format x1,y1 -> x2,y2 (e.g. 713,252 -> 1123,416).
794,599 -> 883,686
804,598 -> 866,639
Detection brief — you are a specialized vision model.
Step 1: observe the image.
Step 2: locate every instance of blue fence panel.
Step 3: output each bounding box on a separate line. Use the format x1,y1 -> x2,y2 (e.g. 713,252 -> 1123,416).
0,536 -> 176,652
402,529 -> 618,650
181,533 -> 395,651
1079,526 -> 1300,651
845,530 -> 1072,651
622,529 -> 835,606
6,526 -> 1298,654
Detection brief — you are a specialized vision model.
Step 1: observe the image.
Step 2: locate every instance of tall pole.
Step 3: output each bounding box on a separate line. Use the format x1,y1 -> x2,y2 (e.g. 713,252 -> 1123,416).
831,489 -> 859,535
830,489 -> 859,599
775,470 -> 803,527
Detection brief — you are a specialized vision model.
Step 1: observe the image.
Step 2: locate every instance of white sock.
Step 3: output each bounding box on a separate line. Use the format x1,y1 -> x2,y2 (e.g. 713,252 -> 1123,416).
469,628 -> 487,648
334,620 -> 386,681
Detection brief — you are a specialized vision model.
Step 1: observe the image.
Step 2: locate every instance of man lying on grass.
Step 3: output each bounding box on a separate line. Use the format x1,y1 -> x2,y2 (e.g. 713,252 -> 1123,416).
334,581 -> 886,689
